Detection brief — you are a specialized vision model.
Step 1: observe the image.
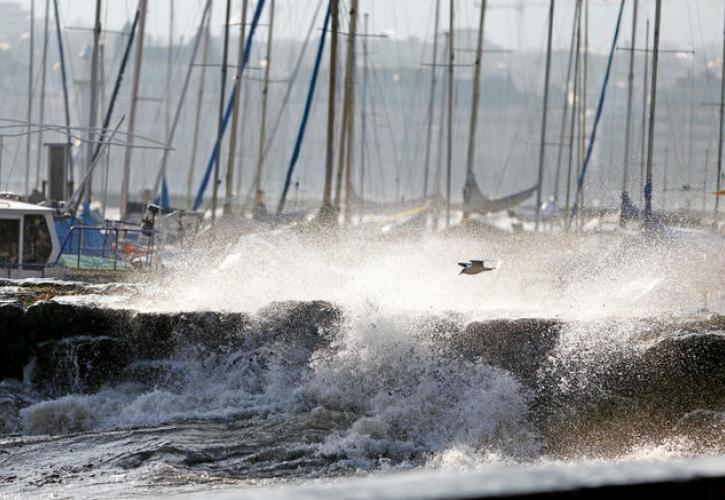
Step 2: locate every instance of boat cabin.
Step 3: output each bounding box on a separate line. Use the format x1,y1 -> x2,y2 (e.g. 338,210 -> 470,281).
0,199 -> 60,278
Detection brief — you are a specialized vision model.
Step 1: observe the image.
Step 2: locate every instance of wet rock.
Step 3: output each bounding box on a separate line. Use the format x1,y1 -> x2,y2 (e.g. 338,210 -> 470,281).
535,315 -> 725,454
23,301 -> 129,343
257,301 -> 343,350
0,380 -> 33,434
0,302 -> 28,380
453,318 -> 562,383
32,336 -> 132,395
125,311 -> 252,359
1,300 -> 345,396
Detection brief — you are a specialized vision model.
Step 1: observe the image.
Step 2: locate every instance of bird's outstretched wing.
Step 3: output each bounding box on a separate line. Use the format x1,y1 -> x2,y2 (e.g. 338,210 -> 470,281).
458,262 -> 469,268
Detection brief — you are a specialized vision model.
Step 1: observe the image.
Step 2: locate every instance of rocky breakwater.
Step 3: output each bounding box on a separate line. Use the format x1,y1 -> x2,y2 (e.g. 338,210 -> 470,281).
445,315 -> 725,453
1,298 -> 723,457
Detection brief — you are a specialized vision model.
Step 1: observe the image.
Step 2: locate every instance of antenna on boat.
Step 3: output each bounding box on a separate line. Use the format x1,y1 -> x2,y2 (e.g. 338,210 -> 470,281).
64,116 -> 125,217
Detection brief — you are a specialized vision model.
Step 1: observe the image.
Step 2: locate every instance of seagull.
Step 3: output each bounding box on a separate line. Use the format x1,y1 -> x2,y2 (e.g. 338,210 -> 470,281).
458,259 -> 497,275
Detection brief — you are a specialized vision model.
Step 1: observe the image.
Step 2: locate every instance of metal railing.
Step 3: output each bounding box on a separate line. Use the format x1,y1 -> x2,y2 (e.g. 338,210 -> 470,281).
54,222 -> 158,271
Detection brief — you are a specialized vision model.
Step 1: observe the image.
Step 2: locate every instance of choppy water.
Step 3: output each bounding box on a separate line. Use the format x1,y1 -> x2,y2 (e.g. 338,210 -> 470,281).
1,226 -> 724,498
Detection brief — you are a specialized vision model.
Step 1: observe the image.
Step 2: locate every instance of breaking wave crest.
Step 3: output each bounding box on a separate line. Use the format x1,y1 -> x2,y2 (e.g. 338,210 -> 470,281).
18,306 -> 536,468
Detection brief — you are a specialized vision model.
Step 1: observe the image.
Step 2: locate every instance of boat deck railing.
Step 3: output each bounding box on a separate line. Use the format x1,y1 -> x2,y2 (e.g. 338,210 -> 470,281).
54,223 -> 158,271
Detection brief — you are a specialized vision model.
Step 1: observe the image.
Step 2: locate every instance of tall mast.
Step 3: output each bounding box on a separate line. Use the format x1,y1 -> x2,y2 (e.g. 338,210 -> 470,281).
187,0 -> 213,210
52,0 -> 73,192
422,0 -> 441,200
639,19 -> 650,205
100,43 -> 109,219
714,2 -> 725,227
343,0 -> 359,222
435,33 -> 450,203
82,0 -> 102,207
236,72 -> 251,197
620,0 -> 638,224
35,0 -> 50,192
644,0 -> 661,223
25,0 -> 35,197
334,0 -> 358,213
212,0 -> 233,224
662,145 -> 668,210
360,12 -> 369,211
445,0 -> 455,227
165,0 -> 174,140
225,0 -> 249,215
564,0 -> 582,227
321,0 -> 340,219
577,0 -> 589,227
553,0 -> 580,203
534,0 -> 555,231
254,0 -> 276,212
463,0 -> 487,216
119,0 -> 148,220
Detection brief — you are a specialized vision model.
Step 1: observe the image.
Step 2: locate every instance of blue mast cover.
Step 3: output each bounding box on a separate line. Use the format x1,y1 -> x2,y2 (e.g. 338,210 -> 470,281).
277,2 -> 332,215
193,0 -> 267,212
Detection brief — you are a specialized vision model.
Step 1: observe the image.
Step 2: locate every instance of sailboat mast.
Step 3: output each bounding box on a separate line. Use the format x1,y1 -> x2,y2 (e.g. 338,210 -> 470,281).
254,0 -> 276,210
534,0 -> 555,231
343,0 -> 358,223
34,0 -> 50,191
445,0 -> 455,227
578,0 -> 589,227
120,0 -> 148,220
360,12 -> 369,212
225,0 -> 249,215
564,0 -> 582,227
25,0 -> 35,197
464,0 -> 487,209
334,0 -> 358,214
620,0 -> 638,224
422,0 -> 441,200
553,0 -> 580,203
714,2 -> 725,227
83,0 -> 102,207
433,33 -> 450,229
321,0 -> 340,218
100,43 -> 109,219
644,0 -> 661,223
212,0 -> 233,224
187,0 -> 213,210
639,19 -> 649,205
165,0 -> 174,140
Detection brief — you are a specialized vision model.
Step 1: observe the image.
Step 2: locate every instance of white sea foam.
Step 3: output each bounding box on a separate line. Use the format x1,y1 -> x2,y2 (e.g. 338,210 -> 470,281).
128,227 -> 724,320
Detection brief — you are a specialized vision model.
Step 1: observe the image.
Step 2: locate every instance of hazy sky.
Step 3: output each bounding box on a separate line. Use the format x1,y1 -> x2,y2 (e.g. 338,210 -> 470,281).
10,0 -> 725,56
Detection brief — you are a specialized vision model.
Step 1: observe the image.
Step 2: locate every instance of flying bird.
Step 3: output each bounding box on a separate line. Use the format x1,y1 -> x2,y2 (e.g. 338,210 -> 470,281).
458,260 -> 497,275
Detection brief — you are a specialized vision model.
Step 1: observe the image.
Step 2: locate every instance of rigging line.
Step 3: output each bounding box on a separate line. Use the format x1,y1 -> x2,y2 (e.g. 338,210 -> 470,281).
494,28 -> 549,195
277,1 -> 330,215
150,0 -> 213,203
569,0 -> 626,225
52,0 -> 74,181
370,60 -> 403,199
2,135 -> 25,192
192,0 -> 267,212
262,0 -> 325,170
365,54 -> 388,202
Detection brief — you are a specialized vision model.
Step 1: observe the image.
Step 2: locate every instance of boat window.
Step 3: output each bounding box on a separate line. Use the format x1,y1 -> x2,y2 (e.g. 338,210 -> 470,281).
0,219 -> 20,265
23,215 -> 53,265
